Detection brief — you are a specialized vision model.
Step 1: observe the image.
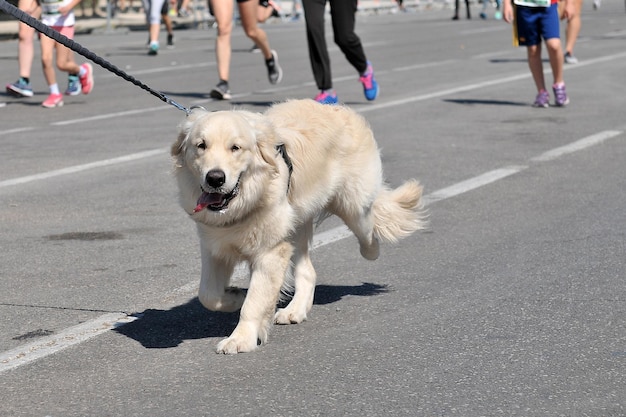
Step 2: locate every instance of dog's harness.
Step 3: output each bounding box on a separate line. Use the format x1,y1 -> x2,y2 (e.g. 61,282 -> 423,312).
276,144 -> 293,192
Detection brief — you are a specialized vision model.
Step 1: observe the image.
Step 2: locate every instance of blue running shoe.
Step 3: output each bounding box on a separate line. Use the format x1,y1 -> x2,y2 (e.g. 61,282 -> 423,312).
65,75 -> 81,96
6,77 -> 33,97
314,90 -> 338,105
359,62 -> 379,101
148,41 -> 159,56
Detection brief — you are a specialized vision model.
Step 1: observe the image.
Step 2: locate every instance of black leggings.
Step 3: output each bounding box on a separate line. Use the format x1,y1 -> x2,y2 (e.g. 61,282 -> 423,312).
302,0 -> 368,91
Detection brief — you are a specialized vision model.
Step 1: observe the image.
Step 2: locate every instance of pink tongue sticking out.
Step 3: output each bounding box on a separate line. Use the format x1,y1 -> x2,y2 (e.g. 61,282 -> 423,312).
193,192 -> 225,213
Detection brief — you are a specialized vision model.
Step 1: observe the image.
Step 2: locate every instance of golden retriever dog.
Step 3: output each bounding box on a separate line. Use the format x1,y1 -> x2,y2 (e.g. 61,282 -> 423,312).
171,99 -> 425,354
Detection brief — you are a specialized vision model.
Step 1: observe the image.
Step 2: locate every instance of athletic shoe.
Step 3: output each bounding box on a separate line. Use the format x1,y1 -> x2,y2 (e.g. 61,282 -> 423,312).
553,83 -> 569,107
359,62 -> 379,101
6,78 -> 33,97
266,50 -> 283,84
249,43 -> 261,53
148,41 -> 159,56
167,34 -> 174,48
564,52 -> 578,64
532,90 -> 550,108
314,90 -> 338,105
210,80 -> 232,100
42,93 -> 64,108
494,10 -> 502,19
480,12 -> 487,19
79,63 -> 94,94
65,75 -> 81,96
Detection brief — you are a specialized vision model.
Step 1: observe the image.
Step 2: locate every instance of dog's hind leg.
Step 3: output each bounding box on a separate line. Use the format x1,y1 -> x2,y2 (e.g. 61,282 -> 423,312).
338,204 -> 380,261
197,250 -> 243,313
216,241 -> 293,354
274,220 -> 316,325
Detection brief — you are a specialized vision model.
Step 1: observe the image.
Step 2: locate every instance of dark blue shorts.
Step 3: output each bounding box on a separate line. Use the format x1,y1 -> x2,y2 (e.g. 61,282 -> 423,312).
514,3 -> 560,46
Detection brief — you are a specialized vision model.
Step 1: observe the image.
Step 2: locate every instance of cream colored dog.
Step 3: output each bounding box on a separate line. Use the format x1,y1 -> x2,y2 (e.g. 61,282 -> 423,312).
171,99 -> 425,354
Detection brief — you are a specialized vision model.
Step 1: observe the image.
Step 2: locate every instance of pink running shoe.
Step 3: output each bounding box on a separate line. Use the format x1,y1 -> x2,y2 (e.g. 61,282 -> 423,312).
359,62 -> 379,101
314,90 -> 338,105
79,63 -> 94,94
42,93 -> 64,108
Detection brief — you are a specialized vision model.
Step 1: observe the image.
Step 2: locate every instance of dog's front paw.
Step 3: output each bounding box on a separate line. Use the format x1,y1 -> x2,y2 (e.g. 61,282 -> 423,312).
215,323 -> 259,354
215,335 -> 258,354
274,306 -> 307,325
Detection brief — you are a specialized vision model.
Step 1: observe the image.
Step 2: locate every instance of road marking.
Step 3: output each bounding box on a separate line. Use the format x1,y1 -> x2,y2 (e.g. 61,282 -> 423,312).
422,165 -> 529,205
359,51 -> 626,114
0,313 -> 137,373
52,106 -> 172,126
530,131 -> 623,162
6,51 -> 626,129
0,127 -> 36,136
0,148 -> 168,189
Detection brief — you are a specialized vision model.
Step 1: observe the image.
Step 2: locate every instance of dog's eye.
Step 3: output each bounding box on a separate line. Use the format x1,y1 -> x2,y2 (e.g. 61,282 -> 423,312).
196,141 -> 207,150
231,145 -> 241,152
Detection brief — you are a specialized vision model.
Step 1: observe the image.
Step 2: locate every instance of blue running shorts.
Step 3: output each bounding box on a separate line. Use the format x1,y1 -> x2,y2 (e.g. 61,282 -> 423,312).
514,3 -> 560,46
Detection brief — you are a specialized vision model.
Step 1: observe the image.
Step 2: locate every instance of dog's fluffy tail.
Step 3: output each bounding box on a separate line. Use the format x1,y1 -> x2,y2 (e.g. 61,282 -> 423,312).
372,179 -> 426,243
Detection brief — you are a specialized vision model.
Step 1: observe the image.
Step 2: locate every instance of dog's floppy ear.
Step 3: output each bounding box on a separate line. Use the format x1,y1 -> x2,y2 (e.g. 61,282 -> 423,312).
239,111 -> 280,174
171,106 -> 208,158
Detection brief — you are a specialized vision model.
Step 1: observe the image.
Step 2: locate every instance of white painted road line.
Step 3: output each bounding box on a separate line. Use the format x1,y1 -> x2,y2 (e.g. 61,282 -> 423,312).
422,166 -> 528,206
0,148 -> 169,189
0,313 -> 137,373
531,130 -> 623,163
7,50 -> 626,131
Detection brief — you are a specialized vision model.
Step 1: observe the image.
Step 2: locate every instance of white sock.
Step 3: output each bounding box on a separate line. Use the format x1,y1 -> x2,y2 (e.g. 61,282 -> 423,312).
49,84 -> 60,95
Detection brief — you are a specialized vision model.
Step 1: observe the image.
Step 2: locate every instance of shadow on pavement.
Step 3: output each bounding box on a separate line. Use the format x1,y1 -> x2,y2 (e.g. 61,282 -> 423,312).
115,282 -> 388,348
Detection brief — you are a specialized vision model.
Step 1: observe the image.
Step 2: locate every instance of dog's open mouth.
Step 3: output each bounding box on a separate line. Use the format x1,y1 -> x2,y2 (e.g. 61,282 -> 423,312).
193,184 -> 239,213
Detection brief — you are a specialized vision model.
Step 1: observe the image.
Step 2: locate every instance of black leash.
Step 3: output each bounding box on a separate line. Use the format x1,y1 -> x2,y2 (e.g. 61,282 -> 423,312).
0,0 -> 191,114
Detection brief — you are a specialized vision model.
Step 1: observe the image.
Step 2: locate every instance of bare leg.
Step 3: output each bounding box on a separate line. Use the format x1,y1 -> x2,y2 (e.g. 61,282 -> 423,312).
16,0 -> 40,79
212,0 -> 234,81
526,44 -> 546,92
238,0 -> 273,60
545,38 -> 564,85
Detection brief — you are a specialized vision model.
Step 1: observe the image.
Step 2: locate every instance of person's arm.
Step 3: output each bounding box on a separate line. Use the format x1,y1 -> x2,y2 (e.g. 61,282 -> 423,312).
502,0 -> 514,23
559,0 -> 574,20
58,0 -> 82,16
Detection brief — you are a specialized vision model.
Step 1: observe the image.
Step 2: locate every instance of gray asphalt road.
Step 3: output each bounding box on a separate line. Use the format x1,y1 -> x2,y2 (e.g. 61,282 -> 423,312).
1,3 -> 625,416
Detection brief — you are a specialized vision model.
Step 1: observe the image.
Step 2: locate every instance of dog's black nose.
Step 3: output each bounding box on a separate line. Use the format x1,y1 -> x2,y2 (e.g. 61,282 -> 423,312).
206,169 -> 226,188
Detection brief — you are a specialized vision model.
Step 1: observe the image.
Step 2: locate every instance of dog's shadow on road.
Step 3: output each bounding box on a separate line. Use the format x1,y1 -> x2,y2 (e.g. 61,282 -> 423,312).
114,282 -> 388,349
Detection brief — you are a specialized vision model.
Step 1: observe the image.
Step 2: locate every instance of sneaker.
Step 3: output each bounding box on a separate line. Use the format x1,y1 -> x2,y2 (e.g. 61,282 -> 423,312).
148,41 -> 159,56
79,63 -> 94,94
564,52 -> 578,64
359,62 -> 379,101
167,33 -> 174,48
6,78 -> 33,97
553,83 -> 569,107
42,93 -> 64,108
249,43 -> 261,53
480,12 -> 487,19
532,90 -> 550,108
314,90 -> 338,105
266,50 -> 283,85
494,10 -> 502,19
65,75 -> 81,96
210,80 -> 232,100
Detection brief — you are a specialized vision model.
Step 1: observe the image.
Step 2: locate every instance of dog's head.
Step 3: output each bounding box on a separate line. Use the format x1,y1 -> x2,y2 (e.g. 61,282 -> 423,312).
171,107 -> 283,224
